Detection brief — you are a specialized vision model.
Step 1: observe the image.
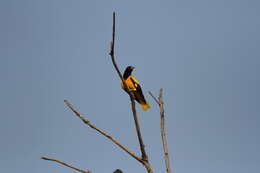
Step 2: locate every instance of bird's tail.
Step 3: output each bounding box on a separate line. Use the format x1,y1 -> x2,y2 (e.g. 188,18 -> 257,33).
141,103 -> 151,111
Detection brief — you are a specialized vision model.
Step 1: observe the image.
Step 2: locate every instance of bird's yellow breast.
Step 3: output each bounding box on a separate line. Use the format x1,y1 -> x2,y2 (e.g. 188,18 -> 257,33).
121,75 -> 139,91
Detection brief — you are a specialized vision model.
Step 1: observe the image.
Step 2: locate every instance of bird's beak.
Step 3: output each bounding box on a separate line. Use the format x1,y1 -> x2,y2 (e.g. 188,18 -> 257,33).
131,66 -> 135,70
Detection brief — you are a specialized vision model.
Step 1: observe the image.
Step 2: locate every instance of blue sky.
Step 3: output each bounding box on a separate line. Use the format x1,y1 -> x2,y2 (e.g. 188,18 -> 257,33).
0,0 -> 259,173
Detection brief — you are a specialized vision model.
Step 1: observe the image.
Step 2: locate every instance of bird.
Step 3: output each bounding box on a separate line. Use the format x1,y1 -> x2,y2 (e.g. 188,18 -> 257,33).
113,169 -> 123,173
121,66 -> 150,111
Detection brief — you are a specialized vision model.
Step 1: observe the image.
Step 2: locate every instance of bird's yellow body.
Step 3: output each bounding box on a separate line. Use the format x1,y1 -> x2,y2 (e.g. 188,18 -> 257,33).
120,75 -> 139,91
121,67 -> 150,111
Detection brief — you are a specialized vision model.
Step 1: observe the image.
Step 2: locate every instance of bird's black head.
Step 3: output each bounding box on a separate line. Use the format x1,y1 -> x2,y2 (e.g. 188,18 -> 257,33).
123,66 -> 135,79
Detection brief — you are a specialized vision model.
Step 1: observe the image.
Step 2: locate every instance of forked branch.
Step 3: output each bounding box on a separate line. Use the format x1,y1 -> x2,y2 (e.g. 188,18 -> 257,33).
42,12 -> 157,173
41,98 -> 143,171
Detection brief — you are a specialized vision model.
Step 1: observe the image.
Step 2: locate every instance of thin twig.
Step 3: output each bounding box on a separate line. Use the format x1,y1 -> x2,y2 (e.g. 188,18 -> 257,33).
148,91 -> 160,105
109,12 -> 153,173
150,89 -> 172,173
64,99 -> 143,163
41,156 -> 91,173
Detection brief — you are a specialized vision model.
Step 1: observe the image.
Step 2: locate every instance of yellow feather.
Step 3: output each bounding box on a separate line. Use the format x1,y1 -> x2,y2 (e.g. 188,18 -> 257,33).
121,75 -> 139,91
121,74 -> 150,111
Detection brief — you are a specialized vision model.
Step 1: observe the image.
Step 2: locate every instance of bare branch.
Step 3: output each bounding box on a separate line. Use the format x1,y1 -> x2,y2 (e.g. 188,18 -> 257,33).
108,12 -> 153,173
150,89 -> 172,173
64,99 -> 143,163
159,89 -> 172,173
41,156 -> 91,173
130,97 -> 148,161
109,12 -> 124,82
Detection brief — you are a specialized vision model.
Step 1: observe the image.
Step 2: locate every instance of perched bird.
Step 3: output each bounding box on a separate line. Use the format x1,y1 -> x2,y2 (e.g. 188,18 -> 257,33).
121,66 -> 150,111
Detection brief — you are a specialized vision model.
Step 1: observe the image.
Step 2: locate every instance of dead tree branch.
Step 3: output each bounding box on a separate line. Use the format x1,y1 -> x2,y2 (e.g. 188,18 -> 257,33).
109,12 -> 153,173
41,156 -> 92,173
149,89 -> 172,173
42,12 -> 158,173
64,99 -> 143,163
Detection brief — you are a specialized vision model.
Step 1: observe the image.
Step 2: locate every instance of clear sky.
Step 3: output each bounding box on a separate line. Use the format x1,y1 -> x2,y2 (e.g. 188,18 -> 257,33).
1,0 -> 259,173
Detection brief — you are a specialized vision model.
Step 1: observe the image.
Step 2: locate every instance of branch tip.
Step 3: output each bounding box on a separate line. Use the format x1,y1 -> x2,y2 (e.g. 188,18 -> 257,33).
41,156 -> 91,173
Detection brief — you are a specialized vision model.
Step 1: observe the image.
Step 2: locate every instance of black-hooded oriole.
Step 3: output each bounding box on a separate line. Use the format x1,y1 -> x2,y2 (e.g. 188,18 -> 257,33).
120,66 -> 150,111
